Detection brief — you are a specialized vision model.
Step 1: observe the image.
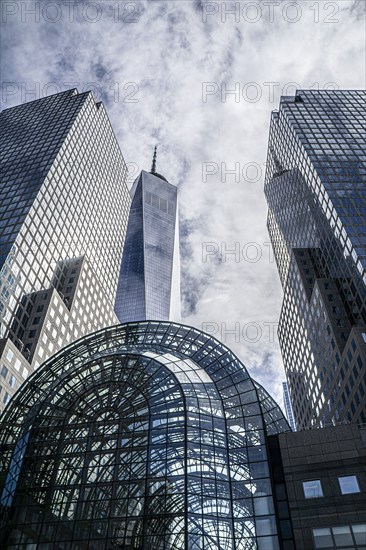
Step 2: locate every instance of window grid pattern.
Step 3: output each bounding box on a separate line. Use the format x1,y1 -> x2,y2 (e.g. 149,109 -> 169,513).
0,89 -> 131,404
264,90 -> 366,430
115,171 -> 178,323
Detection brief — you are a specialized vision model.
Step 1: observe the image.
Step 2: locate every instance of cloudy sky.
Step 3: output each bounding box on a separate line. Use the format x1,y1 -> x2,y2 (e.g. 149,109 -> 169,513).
1,0 -> 365,405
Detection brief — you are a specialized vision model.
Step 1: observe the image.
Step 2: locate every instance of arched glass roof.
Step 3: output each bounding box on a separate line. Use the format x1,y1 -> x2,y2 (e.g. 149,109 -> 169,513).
0,321 -> 289,549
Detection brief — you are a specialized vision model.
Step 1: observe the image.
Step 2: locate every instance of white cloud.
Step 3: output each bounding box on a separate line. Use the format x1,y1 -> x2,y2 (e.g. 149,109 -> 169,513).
1,0 -> 365,407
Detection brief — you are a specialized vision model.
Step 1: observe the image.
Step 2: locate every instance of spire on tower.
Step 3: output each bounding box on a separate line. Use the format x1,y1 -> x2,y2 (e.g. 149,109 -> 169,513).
151,145 -> 157,174
149,145 -> 168,182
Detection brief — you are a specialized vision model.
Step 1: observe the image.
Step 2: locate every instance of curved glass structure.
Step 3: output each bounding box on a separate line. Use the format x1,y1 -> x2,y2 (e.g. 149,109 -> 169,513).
0,321 -> 289,549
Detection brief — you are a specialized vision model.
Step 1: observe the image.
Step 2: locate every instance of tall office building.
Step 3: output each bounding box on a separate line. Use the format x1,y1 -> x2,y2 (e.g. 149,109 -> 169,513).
1,89 -> 365,550
0,320 -> 291,549
115,147 -> 180,323
0,89 -> 131,412
265,90 -> 366,430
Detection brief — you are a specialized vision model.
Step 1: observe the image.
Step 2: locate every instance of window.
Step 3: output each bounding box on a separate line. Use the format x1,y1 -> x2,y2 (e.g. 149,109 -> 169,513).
338,475 -> 360,495
1,366 -> 8,379
332,526 -> 353,546
303,480 -> 323,498
313,523 -> 366,549
313,527 -> 333,548
3,392 -> 10,405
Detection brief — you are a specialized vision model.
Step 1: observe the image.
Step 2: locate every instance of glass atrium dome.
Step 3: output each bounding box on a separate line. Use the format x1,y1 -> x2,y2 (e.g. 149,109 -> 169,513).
0,321 -> 289,549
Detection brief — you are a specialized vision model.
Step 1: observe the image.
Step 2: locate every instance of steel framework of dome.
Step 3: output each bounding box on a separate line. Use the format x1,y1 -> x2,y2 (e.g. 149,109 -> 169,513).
0,321 -> 289,549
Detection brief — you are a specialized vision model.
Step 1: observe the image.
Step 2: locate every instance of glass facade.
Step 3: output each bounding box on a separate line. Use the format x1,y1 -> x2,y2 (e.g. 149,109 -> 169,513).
0,321 -> 289,549
115,170 -> 180,323
264,90 -> 366,429
0,90 -> 131,411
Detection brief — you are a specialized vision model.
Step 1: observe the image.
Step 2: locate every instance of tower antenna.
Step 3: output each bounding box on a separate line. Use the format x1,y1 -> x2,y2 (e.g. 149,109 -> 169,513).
151,145 -> 157,174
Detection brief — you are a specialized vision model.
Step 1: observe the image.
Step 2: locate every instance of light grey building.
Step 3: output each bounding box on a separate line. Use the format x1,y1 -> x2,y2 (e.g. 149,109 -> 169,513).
0,89 -> 131,412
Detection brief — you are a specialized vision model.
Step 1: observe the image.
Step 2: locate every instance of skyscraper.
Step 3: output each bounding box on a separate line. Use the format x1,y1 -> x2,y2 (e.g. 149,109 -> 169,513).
115,147 -> 180,323
265,90 -> 366,430
1,89 -> 365,550
0,89 -> 131,412
0,320 -> 290,549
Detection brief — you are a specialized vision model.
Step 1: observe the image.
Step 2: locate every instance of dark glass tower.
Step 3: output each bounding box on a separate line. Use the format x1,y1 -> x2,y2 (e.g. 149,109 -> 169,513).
115,148 -> 180,323
0,90 -> 131,412
265,90 -> 366,430
0,321 -> 290,549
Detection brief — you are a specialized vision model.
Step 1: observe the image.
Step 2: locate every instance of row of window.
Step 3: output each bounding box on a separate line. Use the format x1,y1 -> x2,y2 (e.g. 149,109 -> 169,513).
303,475 -> 361,498
267,90 -> 366,429
1,366 -> 16,387
0,90 -> 130,411
313,523 -> 366,549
